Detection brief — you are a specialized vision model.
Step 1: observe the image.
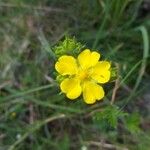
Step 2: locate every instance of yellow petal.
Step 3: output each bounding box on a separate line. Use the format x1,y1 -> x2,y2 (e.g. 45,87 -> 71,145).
77,49 -> 100,69
91,61 -> 111,83
83,81 -> 104,104
60,78 -> 82,99
55,55 -> 78,76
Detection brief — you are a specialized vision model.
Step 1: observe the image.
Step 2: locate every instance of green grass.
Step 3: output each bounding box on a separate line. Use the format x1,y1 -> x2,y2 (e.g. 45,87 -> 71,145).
0,0 -> 150,150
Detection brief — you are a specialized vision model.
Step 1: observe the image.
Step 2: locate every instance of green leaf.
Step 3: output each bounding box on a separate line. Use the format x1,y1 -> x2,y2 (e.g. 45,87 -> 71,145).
124,113 -> 141,134
93,105 -> 128,129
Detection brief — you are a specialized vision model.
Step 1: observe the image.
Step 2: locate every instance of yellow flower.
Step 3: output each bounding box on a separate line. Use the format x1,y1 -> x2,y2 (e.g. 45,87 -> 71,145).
55,49 -> 111,104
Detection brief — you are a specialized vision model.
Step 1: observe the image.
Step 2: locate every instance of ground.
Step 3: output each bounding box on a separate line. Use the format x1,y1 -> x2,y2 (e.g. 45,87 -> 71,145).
0,0 -> 150,150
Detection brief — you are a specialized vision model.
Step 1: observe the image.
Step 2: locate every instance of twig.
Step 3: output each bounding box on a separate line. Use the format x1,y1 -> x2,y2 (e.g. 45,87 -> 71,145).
29,103 -> 34,124
111,63 -> 120,105
0,134 -> 6,140
84,108 -> 103,118
45,75 -> 55,83
0,2 -> 64,12
0,81 -> 11,89
84,141 -> 128,150
28,102 -> 35,142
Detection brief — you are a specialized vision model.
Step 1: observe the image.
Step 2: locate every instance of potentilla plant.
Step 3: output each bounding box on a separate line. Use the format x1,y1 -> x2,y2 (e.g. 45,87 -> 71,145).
54,37 -> 111,104
52,37 -> 140,131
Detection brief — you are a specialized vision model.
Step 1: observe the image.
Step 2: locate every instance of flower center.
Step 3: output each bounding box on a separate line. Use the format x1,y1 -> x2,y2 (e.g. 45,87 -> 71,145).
78,69 -> 89,81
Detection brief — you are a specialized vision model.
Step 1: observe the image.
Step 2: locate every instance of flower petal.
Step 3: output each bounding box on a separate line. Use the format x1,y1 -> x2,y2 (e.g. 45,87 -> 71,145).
91,61 -> 111,83
83,81 -> 104,104
55,55 -> 78,76
60,78 -> 82,99
77,49 -> 100,69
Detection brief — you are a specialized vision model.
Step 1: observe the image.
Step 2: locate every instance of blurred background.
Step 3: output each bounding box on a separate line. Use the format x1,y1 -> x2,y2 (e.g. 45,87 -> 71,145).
0,0 -> 150,150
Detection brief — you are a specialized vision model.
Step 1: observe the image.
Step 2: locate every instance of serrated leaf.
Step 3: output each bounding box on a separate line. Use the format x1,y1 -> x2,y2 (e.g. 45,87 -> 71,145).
93,105 -> 128,129
125,113 -> 141,133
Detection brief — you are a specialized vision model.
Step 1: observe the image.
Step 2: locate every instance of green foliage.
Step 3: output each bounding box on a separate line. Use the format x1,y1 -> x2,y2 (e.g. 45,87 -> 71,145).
53,37 -> 85,57
0,0 -> 149,149
93,105 -> 128,129
93,106 -> 141,134
124,113 -> 141,134
136,134 -> 150,150
58,135 -> 70,150
110,67 -> 118,81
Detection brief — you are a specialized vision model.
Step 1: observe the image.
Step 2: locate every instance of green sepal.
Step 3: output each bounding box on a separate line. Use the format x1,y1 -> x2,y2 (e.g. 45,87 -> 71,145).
53,36 -> 85,57
110,67 -> 118,81
56,75 -> 67,83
